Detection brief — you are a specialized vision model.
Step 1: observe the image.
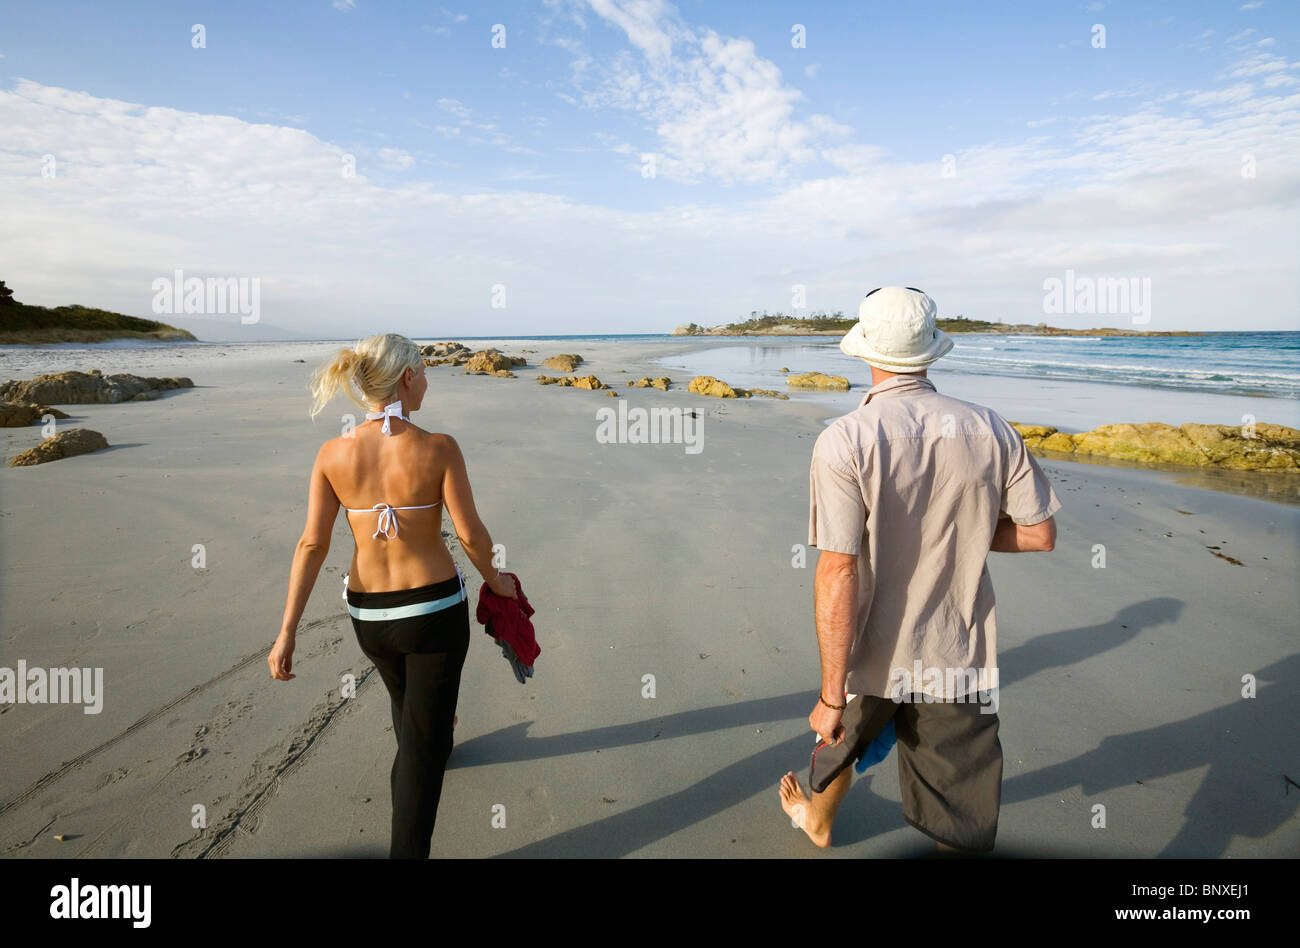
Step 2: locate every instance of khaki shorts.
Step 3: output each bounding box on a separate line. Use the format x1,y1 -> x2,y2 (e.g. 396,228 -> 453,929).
808,692 -> 1003,853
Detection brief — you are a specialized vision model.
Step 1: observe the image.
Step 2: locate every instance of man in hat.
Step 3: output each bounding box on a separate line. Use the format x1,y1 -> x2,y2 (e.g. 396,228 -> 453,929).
778,286 -> 1062,853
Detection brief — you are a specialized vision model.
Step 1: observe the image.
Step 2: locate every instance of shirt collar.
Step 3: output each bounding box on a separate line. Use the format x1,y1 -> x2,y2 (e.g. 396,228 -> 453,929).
859,374 -> 936,408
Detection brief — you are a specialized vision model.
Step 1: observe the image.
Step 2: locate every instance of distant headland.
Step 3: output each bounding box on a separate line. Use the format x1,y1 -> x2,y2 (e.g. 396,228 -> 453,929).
0,280 -> 197,344
671,313 -> 1203,337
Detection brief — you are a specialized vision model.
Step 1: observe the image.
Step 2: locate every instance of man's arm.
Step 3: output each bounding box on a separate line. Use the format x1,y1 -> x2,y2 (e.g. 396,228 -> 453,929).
990,514 -> 1056,552
814,550 -> 858,701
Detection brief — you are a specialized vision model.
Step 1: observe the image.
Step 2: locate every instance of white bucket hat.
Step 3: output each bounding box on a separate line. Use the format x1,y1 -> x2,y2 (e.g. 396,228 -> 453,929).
839,286 -> 953,371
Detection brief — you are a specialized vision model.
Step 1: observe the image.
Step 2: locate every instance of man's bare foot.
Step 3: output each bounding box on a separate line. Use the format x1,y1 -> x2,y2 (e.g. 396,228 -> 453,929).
779,772 -> 831,848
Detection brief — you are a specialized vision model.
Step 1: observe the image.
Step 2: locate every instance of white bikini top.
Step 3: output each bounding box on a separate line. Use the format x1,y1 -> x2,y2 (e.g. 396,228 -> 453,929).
343,399 -> 440,539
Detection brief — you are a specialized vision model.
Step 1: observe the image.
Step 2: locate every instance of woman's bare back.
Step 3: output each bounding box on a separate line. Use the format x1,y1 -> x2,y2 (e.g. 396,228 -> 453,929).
326,421 -> 458,592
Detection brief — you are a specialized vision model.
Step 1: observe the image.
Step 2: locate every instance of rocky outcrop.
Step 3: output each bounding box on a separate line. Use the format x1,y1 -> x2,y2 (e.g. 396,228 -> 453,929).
672,323 -> 704,336
421,341 -> 469,358
687,376 -> 789,399
1010,421 -> 1300,471
627,376 -> 671,391
9,428 -> 109,466
536,374 -> 607,390
0,370 -> 193,404
541,353 -> 583,372
463,349 -> 526,376
688,376 -> 738,398
785,372 -> 850,391
0,403 -> 71,426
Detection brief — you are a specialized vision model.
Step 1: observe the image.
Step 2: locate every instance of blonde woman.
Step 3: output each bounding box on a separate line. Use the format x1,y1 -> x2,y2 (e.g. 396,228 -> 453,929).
270,332 -> 517,859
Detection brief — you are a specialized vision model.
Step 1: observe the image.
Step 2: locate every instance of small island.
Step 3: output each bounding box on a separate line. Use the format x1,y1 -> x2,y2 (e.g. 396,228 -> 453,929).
672,312 -> 1202,337
0,280 -> 196,344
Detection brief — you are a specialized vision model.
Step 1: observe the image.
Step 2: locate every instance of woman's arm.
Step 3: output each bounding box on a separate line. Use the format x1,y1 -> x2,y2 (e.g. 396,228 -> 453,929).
270,445 -> 340,679
439,435 -> 516,598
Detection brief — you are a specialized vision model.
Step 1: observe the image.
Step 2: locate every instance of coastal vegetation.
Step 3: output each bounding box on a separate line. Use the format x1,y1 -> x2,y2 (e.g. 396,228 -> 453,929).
672,311 -> 1202,337
0,280 -> 196,344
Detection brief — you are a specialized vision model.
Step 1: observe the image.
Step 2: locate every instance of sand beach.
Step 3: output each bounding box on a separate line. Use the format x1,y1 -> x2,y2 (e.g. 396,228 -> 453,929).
1,337 -> 1296,858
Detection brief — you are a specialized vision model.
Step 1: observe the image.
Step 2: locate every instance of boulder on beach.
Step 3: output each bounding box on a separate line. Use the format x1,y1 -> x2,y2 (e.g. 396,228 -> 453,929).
463,349 -> 526,375
627,376 -> 671,391
0,370 -> 193,404
688,375 -> 791,399
785,372 -> 850,391
0,402 -> 71,426
536,374 -> 606,389
421,341 -> 470,358
1010,421 -> 1300,471
689,376 -> 738,398
9,428 -> 109,466
541,353 -> 584,372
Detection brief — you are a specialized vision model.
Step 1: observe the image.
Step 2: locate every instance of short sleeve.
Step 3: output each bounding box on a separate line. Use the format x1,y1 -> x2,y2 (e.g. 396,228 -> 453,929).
999,418 -> 1063,525
808,427 -> 867,555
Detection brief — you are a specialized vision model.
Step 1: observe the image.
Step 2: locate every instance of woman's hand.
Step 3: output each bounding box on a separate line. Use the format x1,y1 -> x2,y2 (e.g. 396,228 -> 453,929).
268,632 -> 296,680
488,572 -> 518,599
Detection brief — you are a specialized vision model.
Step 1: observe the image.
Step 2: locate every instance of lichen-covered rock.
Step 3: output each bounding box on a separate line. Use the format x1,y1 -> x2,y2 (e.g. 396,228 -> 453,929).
9,428 -> 109,466
688,376 -> 738,398
1010,421 -> 1300,471
741,388 -> 789,400
541,354 -> 583,372
785,372 -> 850,391
0,402 -> 70,426
627,377 -> 671,391
605,391 -> 619,397
463,349 -> 525,374
0,371 -> 193,404
536,374 -> 605,389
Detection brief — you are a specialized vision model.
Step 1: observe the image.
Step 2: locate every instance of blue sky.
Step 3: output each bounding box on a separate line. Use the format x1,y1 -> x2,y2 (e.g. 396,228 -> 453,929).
2,0 -> 1297,336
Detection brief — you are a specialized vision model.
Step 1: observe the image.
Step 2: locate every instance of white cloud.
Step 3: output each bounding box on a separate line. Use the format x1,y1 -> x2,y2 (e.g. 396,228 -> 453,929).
377,147 -> 415,170
436,97 -> 471,118
332,0 -> 356,11
1240,2 -> 1264,10
804,63 -> 820,79
564,0 -> 848,184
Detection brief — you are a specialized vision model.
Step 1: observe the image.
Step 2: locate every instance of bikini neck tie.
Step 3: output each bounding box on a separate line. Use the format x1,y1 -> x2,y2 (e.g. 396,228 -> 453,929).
365,399 -> 410,435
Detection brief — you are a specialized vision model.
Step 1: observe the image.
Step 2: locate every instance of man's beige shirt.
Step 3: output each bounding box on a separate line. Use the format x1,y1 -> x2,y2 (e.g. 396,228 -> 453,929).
808,374 -> 1062,700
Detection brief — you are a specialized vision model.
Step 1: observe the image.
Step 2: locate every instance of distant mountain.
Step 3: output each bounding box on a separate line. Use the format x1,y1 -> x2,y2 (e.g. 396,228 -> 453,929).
163,317 -> 317,342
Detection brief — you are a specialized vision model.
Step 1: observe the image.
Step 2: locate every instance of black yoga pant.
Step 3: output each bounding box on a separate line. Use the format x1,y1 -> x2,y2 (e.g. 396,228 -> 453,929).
346,573 -> 469,859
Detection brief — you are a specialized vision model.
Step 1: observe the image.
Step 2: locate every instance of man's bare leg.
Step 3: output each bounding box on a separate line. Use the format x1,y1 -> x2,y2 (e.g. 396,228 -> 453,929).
779,768 -> 852,848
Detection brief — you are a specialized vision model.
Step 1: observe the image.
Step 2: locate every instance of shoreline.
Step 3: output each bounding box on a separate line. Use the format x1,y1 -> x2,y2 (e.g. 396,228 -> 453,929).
2,336 -> 1297,504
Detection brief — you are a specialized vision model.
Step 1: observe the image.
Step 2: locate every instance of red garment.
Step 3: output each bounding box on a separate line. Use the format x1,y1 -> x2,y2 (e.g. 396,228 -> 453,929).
475,572 -> 540,666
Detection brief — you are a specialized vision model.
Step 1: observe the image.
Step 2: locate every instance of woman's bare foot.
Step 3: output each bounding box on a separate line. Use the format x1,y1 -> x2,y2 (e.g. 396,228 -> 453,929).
779,771 -> 831,848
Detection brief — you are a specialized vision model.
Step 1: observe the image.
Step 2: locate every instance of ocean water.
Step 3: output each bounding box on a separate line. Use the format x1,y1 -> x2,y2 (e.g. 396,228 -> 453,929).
650,332 -> 1300,433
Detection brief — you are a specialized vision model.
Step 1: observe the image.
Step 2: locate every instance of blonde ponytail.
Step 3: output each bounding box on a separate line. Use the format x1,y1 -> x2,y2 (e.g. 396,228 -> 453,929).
308,333 -> 422,421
